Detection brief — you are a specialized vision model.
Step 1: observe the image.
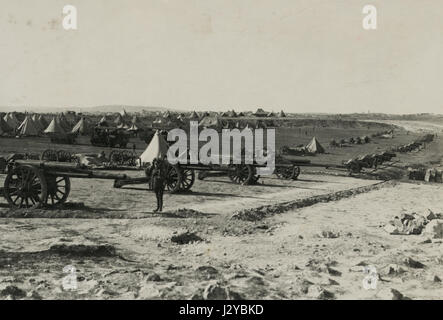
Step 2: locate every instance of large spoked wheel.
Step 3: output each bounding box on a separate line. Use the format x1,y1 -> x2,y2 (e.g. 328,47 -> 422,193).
41,149 -> 58,162
4,165 -> 48,209
45,175 -> 71,206
122,151 -> 136,166
109,150 -> 123,165
347,162 -> 361,175
228,164 -> 254,185
165,165 -> 182,193
179,168 -> 195,191
57,150 -> 72,162
275,165 -> 300,180
292,166 -> 301,180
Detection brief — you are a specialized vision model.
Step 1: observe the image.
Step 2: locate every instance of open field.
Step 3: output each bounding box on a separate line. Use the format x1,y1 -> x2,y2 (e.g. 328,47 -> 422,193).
0,120 -> 442,300
0,121 -> 431,167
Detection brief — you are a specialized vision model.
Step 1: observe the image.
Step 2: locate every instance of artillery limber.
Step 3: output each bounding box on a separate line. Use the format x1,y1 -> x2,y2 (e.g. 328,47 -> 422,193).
0,159 -> 128,209
41,149 -> 76,163
109,150 -> 138,167
343,151 -> 396,173
113,163 -> 195,193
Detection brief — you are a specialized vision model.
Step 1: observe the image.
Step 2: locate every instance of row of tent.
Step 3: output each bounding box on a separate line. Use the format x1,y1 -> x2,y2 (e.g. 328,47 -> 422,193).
175,109 -> 286,118
140,109 -> 286,119
1,113 -> 50,136
1,112 -> 90,136
98,112 -> 276,131
1,108 -> 288,137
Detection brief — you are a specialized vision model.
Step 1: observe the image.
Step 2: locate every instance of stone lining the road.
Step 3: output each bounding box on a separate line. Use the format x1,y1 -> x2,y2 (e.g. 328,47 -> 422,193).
231,180 -> 396,221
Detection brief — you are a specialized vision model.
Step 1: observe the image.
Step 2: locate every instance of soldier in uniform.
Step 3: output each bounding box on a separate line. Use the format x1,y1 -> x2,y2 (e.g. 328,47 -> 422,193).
151,158 -> 166,212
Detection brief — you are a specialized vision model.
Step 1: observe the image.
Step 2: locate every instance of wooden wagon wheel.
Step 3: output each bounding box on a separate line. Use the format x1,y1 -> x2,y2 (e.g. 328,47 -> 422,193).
275,166 -> 294,179
165,165 -> 182,193
45,175 -> 71,206
3,165 -> 48,209
41,149 -> 58,162
109,150 -> 123,165
228,164 -> 254,185
122,151 -> 136,166
57,150 -> 72,162
292,166 -> 301,180
179,168 -> 195,191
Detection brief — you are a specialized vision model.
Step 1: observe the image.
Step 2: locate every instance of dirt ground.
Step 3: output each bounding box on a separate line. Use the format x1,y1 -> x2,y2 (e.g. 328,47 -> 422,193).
0,120 -> 442,300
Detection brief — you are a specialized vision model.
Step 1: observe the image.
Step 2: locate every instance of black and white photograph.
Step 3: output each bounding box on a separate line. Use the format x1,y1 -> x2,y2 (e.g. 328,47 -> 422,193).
0,0 -> 442,305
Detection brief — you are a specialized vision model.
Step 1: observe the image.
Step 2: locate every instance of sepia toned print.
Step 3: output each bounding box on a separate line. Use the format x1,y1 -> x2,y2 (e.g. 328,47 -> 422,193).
0,1 -> 442,302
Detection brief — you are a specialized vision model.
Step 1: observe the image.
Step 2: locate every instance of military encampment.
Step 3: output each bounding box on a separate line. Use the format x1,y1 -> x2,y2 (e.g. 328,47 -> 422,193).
1,106 -> 442,301
1,0 -> 442,304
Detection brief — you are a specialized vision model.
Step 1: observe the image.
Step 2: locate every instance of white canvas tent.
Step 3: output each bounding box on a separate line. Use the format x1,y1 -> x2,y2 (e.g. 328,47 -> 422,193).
98,116 -> 109,126
127,123 -> 140,132
71,117 -> 89,135
120,109 -> 128,117
114,114 -> 124,125
57,114 -> 71,131
38,114 -> 48,128
31,114 -> 44,131
44,117 -> 66,134
3,113 -> 19,129
189,111 -> 199,119
17,115 -> 39,136
305,137 -> 325,154
0,117 -> 12,135
139,131 -> 169,165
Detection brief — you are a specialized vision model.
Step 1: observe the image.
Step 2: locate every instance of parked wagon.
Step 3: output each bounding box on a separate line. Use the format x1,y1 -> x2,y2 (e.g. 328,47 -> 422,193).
41,149 -> 76,163
1,159 -> 128,209
343,151 -> 396,173
114,157 -> 306,193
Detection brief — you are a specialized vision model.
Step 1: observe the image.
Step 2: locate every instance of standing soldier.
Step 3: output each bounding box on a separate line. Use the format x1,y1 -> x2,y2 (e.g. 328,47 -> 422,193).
151,158 -> 166,212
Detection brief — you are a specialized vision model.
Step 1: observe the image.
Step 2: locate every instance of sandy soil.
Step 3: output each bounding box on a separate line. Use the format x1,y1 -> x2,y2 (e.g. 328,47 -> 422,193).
0,120 -> 441,300
0,174 -> 441,300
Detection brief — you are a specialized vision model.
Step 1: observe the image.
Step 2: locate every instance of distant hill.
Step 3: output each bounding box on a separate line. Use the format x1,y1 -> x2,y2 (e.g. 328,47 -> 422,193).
0,105 -> 177,114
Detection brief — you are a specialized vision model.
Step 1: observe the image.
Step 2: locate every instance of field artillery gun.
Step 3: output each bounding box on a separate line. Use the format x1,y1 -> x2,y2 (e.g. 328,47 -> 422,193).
41,148 -> 138,168
113,156 -> 309,193
343,151 -> 396,173
0,159 -> 128,209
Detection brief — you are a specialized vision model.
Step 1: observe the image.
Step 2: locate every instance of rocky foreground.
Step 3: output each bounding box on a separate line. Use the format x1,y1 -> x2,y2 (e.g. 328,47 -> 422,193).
0,178 -> 441,300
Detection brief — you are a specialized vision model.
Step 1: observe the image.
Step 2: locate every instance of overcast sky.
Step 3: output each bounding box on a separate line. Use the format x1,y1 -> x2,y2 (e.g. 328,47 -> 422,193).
1,0 -> 442,114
